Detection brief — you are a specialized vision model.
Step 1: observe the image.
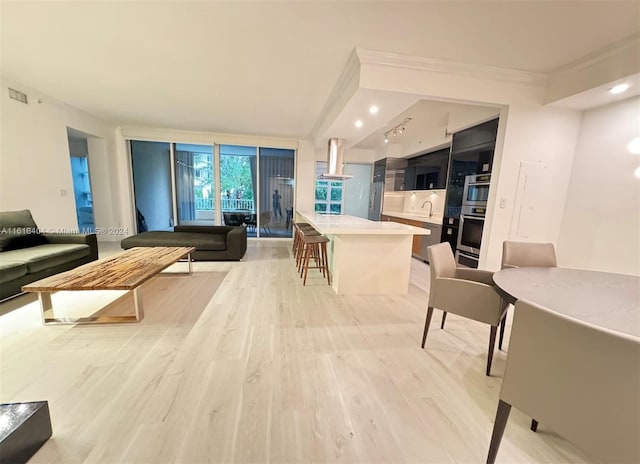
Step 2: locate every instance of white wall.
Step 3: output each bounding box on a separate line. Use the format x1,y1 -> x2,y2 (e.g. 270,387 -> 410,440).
0,79 -> 121,239
482,104 -> 582,269
557,97 -> 640,275
294,140 -> 316,214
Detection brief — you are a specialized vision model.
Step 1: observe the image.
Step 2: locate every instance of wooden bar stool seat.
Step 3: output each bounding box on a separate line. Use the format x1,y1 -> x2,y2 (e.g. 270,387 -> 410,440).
292,222 -> 311,250
300,234 -> 331,286
295,226 -> 320,269
292,222 -> 315,255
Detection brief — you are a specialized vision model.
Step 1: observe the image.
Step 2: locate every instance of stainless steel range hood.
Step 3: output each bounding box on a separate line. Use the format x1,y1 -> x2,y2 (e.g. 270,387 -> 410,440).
317,138 -> 353,180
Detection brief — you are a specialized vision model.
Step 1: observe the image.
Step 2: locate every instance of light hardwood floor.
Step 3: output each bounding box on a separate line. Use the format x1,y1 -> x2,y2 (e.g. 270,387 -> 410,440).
0,241 -> 592,463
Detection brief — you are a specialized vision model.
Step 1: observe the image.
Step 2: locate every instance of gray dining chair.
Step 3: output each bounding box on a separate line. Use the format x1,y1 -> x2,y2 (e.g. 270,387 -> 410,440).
499,241 -> 557,350
501,241 -> 557,269
487,299 -> 640,464
422,242 -> 508,376
500,240 -> 557,432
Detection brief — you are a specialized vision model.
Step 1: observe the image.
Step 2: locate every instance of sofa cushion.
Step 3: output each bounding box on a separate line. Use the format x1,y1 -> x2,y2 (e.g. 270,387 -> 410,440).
0,233 -> 48,251
121,231 -> 227,251
0,261 -> 28,283
1,244 -> 91,274
0,209 -> 39,230
0,210 -> 47,251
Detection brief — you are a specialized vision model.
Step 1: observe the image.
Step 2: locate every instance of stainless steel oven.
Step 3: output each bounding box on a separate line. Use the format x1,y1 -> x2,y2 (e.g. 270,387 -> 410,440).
456,173 -> 490,268
460,215 -> 485,252
462,173 -> 491,207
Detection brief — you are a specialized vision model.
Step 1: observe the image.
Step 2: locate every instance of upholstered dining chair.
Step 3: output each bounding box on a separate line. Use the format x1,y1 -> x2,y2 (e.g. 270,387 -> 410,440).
422,242 -> 508,376
500,240 -> 558,432
501,241 -> 557,270
487,299 -> 640,464
499,241 -> 557,349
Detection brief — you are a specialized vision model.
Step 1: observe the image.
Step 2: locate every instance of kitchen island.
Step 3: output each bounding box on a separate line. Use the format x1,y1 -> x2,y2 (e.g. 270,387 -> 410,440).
297,212 -> 430,295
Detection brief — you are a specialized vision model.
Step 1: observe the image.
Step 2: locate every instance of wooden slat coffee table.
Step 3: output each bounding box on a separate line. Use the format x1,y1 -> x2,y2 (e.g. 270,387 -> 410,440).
22,246 -> 195,325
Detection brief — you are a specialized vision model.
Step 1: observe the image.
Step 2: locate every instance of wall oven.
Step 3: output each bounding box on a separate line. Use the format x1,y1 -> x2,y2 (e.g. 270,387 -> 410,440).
456,213 -> 485,267
456,174 -> 490,268
462,173 -> 491,206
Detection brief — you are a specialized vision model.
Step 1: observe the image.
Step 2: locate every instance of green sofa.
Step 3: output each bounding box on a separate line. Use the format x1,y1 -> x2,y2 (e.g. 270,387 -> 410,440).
120,225 -> 247,261
0,210 -> 98,300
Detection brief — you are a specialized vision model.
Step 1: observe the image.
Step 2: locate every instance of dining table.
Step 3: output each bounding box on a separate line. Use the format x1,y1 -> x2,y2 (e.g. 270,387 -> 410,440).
493,267 -> 640,337
487,267 -> 640,463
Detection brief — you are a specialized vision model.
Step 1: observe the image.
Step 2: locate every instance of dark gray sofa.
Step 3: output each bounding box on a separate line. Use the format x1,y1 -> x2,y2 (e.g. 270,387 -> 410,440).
0,210 -> 99,300
120,225 -> 247,261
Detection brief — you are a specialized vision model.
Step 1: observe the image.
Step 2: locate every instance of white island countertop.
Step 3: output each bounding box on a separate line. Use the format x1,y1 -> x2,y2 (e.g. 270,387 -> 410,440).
297,211 -> 431,235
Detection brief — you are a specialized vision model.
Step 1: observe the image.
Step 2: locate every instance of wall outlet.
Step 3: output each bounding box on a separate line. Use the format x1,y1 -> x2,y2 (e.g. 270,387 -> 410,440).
499,197 -> 507,208
59,189 -> 67,197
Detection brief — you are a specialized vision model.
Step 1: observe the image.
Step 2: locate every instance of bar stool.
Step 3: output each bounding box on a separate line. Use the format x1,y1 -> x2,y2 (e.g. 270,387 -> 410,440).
296,227 -> 321,272
300,234 -> 331,286
293,223 -> 317,260
292,222 -> 315,255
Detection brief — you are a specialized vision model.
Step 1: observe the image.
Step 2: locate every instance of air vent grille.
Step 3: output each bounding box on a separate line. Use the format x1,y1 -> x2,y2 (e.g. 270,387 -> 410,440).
8,88 -> 28,104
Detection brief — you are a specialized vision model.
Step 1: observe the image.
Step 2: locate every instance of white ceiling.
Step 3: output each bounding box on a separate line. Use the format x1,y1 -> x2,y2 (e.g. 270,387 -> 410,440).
1,1 -> 639,142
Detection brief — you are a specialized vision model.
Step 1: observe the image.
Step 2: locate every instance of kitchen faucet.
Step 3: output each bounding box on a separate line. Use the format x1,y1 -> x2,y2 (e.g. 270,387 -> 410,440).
421,200 -> 433,217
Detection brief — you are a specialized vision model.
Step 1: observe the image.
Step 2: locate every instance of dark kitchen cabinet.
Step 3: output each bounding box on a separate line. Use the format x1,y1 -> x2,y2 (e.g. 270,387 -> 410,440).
450,118 -> 499,156
404,147 -> 450,190
440,217 -> 459,253
441,118 -> 498,253
374,158 -> 407,190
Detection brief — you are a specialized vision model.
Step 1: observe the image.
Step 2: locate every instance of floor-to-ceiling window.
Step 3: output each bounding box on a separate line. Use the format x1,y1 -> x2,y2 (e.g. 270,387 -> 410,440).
174,143 -> 215,225
129,139 -> 295,238
219,144 -> 257,236
259,147 -> 295,238
67,131 -> 96,233
69,155 -> 95,233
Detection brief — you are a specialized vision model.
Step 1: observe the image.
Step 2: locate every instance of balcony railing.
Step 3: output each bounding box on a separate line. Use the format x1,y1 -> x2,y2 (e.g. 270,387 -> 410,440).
195,198 -> 213,210
222,198 -> 254,211
194,198 -> 255,211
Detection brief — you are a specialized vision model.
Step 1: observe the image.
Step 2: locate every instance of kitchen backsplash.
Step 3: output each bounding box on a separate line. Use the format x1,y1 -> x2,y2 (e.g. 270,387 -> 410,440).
384,189 -> 446,216
382,192 -> 405,212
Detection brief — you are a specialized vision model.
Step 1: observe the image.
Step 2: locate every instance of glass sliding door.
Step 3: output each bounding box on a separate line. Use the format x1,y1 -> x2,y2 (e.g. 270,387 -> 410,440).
258,147 -> 294,238
130,141 -> 173,232
129,139 -> 296,239
219,144 -> 257,236
174,143 -> 215,225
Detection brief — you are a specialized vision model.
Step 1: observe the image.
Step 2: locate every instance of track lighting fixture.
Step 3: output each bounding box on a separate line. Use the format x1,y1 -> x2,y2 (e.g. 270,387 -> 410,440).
383,118 -> 412,143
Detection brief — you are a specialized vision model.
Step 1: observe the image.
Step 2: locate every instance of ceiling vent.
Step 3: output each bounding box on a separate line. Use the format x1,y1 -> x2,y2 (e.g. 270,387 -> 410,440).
8,88 -> 28,104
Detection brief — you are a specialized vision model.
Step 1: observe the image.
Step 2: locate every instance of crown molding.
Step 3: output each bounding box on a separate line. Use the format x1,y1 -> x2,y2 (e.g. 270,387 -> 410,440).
544,34 -> 640,105
549,33 -> 640,78
311,49 -> 362,142
355,48 -> 547,87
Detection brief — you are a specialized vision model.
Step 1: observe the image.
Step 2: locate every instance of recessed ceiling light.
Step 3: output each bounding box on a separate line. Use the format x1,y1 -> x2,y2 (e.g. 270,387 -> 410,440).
627,137 -> 640,155
609,83 -> 630,95
355,120 -> 363,128
369,106 -> 379,115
